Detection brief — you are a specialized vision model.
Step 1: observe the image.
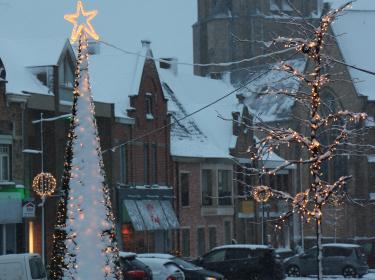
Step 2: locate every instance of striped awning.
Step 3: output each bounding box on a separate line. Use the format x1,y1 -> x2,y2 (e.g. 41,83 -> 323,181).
122,199 -> 179,231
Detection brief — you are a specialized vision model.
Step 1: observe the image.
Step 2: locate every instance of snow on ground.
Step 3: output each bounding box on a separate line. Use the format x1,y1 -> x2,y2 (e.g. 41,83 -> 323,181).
286,271 -> 375,280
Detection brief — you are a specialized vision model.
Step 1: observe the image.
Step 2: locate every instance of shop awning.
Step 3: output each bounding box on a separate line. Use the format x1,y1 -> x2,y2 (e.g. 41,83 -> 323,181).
123,199 -> 179,231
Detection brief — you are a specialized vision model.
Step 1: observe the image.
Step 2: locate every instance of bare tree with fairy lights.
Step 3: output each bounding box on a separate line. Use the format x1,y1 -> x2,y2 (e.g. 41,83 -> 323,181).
238,2 -> 370,279
49,2 -> 120,279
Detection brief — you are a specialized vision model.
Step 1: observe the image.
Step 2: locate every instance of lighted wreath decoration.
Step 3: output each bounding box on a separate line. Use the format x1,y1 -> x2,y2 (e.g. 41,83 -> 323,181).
32,172 -> 57,197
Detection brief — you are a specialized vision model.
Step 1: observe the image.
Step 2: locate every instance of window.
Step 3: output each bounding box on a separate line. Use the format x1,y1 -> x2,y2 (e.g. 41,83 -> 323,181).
144,144 -> 149,184
29,256 -> 47,279
324,247 -> 353,257
225,248 -> 251,260
197,228 -> 206,256
218,170 -> 232,205
204,249 -> 225,263
181,229 -> 190,257
202,170 -> 213,206
151,144 -> 157,184
60,56 -> 74,88
181,173 -> 190,207
0,144 -> 10,181
0,224 -> 16,255
208,227 -> 217,249
119,145 -> 127,184
145,94 -> 153,118
224,221 -> 232,244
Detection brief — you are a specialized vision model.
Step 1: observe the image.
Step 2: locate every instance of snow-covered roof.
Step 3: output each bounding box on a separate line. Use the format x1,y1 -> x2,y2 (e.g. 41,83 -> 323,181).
137,253 -> 174,259
119,252 -> 137,259
89,42 -> 150,118
0,39 -> 50,95
241,59 -> 307,122
160,68 -> 241,159
322,243 -> 360,248
212,244 -> 271,250
329,1 -> 375,100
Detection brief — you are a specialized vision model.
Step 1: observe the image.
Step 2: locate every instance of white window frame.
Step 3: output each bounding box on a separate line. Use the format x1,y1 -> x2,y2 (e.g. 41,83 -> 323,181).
0,144 -> 10,182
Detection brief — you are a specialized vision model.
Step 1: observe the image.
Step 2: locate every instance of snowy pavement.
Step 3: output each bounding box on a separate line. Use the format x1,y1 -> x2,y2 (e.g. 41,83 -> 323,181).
286,272 -> 375,280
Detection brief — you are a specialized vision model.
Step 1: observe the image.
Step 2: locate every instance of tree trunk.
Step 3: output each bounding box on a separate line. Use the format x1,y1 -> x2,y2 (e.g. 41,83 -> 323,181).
316,218 -> 323,280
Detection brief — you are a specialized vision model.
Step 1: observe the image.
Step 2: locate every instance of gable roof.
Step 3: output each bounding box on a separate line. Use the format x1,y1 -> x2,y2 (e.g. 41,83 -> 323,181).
0,39 -> 50,95
240,59 -> 307,122
160,68 -> 242,159
89,42 -> 151,118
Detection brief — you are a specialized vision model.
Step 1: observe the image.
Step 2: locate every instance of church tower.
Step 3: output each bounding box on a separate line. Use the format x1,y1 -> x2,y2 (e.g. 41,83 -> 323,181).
193,0 -> 324,81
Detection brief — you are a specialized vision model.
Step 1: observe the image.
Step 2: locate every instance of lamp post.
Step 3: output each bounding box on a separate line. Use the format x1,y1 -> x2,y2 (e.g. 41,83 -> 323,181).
23,113 -> 67,263
252,185 -> 272,245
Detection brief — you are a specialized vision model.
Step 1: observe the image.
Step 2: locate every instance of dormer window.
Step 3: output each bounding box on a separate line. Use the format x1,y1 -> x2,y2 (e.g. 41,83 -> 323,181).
60,56 -> 74,88
145,93 -> 154,120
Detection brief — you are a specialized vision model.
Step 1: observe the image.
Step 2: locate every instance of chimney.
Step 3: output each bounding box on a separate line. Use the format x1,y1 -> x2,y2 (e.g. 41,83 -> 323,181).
88,40 -> 100,55
141,39 -> 151,49
160,58 -> 178,76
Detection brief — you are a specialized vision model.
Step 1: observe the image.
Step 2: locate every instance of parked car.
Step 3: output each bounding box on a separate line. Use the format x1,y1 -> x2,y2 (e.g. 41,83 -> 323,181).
139,253 -> 225,280
355,238 -> 375,268
0,253 -> 47,280
138,256 -> 185,280
194,244 -> 284,280
119,252 -> 153,280
284,243 -> 368,278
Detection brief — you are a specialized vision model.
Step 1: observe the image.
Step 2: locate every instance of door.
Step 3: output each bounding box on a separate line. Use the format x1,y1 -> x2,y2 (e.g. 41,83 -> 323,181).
224,248 -> 254,280
201,249 -> 227,278
299,248 -> 318,276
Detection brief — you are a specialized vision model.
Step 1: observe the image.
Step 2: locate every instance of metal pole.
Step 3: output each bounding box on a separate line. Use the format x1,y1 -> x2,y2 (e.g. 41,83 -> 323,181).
40,113 -> 44,172
40,112 -> 45,264
300,163 -> 304,251
42,197 -> 45,265
261,201 -> 264,245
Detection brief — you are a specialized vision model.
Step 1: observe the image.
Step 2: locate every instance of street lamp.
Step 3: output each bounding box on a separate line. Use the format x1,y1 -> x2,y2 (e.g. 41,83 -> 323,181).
252,185 -> 272,245
23,113 -> 69,263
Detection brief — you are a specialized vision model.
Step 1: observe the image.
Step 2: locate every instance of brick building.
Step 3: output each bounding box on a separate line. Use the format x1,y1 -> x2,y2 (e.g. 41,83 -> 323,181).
193,0 -> 375,248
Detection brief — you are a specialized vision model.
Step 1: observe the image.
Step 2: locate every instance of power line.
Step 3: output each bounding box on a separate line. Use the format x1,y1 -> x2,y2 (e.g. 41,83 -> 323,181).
103,70 -> 271,154
99,39 -> 295,69
99,39 -> 375,76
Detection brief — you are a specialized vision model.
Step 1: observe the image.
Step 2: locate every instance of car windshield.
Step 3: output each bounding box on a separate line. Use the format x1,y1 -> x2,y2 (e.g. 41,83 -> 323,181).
172,257 -> 200,270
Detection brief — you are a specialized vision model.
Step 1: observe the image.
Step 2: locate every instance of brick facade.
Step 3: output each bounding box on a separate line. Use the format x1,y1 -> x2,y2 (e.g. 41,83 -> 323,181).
193,0 -> 375,248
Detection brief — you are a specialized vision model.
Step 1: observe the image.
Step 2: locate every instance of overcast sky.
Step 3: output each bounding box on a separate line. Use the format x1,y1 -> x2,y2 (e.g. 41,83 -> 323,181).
0,0 -> 196,66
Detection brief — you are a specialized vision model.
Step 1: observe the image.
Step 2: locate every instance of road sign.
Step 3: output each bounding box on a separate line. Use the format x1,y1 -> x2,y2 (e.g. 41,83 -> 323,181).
23,201 -> 35,218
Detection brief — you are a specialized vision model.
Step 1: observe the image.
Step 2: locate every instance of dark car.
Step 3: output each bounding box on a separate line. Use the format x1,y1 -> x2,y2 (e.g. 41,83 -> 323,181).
275,248 -> 296,261
284,243 -> 368,278
194,244 -> 284,280
120,252 -> 153,280
355,238 -> 375,268
138,253 -> 225,280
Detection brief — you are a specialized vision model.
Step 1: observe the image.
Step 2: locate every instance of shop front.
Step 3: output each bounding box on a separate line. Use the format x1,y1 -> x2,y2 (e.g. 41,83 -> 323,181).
0,187 -> 23,255
118,187 -> 179,253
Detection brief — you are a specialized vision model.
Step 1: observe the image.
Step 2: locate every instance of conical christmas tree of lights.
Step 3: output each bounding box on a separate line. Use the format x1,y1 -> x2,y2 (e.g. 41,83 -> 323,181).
51,2 -> 120,279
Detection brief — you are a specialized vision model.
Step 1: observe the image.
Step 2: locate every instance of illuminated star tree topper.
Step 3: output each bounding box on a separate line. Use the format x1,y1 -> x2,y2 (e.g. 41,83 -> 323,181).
64,0 -> 99,43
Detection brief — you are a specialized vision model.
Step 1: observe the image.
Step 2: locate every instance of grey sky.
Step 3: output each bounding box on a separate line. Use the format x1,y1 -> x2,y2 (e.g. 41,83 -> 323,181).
0,0 -> 196,67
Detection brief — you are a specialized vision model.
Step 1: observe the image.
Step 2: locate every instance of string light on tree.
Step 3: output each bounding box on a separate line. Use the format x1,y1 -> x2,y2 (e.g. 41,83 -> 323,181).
32,172 -> 57,197
252,185 -> 272,203
49,2 -> 120,279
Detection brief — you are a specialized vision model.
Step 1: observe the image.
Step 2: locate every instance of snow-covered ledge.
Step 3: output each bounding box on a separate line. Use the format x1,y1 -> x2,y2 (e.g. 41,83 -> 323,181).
6,92 -> 30,108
